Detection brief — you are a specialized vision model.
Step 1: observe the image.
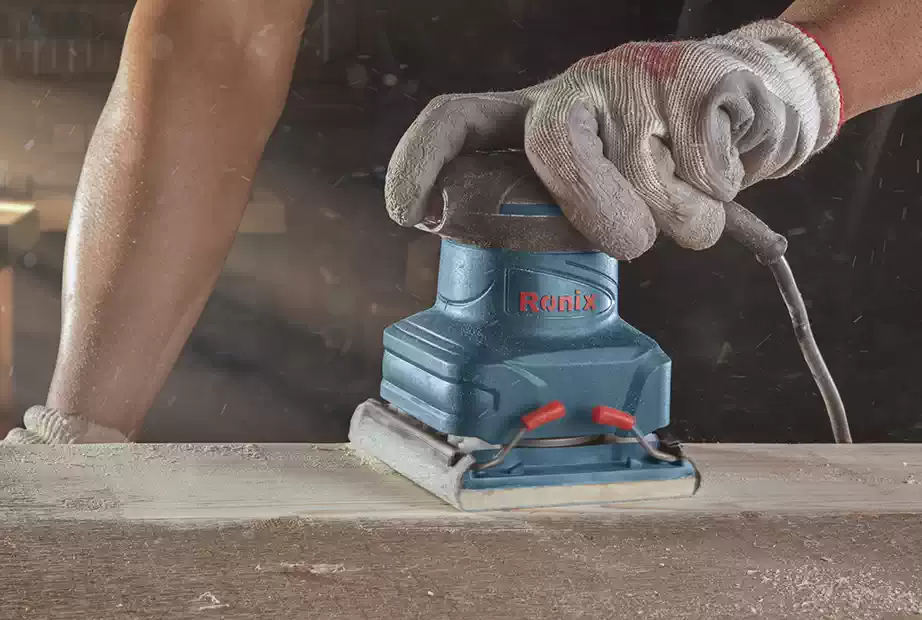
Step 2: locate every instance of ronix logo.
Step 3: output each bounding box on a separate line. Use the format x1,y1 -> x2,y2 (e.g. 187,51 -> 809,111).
519,290 -> 597,313
505,268 -> 612,316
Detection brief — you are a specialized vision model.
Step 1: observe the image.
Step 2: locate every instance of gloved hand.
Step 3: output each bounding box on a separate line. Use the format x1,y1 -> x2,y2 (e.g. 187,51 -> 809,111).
386,19 -> 842,259
1,405 -> 129,444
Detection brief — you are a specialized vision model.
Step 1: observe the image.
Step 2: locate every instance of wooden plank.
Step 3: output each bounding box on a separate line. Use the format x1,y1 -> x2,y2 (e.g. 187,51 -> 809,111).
30,187 -> 286,234
1,443 -> 919,523
1,513 -> 918,620
1,443 -> 921,619
2,513 -> 921,620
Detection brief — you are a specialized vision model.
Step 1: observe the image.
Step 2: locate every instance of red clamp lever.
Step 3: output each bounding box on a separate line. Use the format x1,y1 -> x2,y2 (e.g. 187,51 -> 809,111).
471,401 -> 567,472
523,400 -> 566,430
592,405 -> 635,430
591,404 -> 680,463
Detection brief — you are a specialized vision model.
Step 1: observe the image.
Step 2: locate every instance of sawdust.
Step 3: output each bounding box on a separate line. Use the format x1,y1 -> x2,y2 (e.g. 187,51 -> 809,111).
280,443 -> 385,471
256,562 -> 351,575
59,496 -> 119,512
344,444 -> 401,475
744,563 -> 922,618
719,464 -> 905,486
180,443 -> 267,460
1,443 -> 463,523
193,591 -> 229,611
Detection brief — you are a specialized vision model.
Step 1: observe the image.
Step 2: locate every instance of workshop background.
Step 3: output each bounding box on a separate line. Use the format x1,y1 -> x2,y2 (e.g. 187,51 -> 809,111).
0,0 -> 919,443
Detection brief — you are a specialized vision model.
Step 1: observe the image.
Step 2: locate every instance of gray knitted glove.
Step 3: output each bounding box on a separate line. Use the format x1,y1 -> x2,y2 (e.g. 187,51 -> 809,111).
386,19 -> 841,259
1,405 -> 129,444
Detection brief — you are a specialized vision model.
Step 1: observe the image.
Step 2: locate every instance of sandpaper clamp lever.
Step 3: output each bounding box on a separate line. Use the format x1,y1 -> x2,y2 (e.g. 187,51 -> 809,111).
592,405 -> 683,464
470,401 -> 567,471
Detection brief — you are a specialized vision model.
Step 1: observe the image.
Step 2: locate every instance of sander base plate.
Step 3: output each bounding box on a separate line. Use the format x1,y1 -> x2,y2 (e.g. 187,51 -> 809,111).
348,399 -> 699,512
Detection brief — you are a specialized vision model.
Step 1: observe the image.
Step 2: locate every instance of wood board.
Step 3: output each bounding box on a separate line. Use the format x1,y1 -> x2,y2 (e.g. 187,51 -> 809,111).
1,443 -> 919,523
1,443 -> 921,619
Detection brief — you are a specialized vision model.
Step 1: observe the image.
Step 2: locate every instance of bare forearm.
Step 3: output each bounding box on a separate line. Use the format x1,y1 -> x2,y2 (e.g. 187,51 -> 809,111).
782,0 -> 922,119
47,0 -> 311,436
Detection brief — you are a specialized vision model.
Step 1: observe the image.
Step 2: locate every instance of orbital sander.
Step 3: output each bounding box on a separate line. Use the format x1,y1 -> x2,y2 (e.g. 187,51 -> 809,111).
349,152 -> 850,511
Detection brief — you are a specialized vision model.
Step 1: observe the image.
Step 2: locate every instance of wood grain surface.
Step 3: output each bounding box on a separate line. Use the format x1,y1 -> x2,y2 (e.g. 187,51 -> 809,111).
1,443 -> 920,619
1,443 -> 920,522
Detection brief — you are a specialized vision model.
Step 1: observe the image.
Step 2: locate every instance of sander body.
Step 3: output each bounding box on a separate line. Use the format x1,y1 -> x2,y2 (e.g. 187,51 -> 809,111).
351,151 -> 850,511
350,153 -> 699,510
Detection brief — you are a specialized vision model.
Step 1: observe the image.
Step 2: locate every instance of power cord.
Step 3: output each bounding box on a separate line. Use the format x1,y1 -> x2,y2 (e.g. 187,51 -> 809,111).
723,201 -> 852,443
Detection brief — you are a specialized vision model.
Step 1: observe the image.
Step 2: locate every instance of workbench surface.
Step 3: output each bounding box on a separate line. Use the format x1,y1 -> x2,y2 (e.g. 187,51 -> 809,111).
2,443 -> 920,619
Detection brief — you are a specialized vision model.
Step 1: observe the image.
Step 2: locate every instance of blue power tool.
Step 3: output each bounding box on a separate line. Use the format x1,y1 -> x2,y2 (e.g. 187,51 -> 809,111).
350,152 -> 850,511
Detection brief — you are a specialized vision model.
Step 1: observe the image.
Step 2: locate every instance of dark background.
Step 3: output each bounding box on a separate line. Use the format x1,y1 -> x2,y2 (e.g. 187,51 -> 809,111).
2,0 -> 920,443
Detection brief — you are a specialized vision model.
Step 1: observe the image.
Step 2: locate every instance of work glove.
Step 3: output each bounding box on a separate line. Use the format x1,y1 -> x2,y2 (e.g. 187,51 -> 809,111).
386,19 -> 842,259
1,405 -> 129,444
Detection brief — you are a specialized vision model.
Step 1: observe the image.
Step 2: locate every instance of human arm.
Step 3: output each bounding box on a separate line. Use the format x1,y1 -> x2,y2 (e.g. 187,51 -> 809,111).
782,0 -> 922,120
3,0 -> 313,443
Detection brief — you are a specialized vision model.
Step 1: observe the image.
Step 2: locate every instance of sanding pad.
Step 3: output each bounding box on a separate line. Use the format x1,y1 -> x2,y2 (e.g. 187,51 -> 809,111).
348,399 -> 699,512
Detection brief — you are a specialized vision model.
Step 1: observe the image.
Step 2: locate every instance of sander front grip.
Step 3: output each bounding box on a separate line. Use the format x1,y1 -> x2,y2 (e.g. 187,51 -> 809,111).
424,152 -> 788,262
